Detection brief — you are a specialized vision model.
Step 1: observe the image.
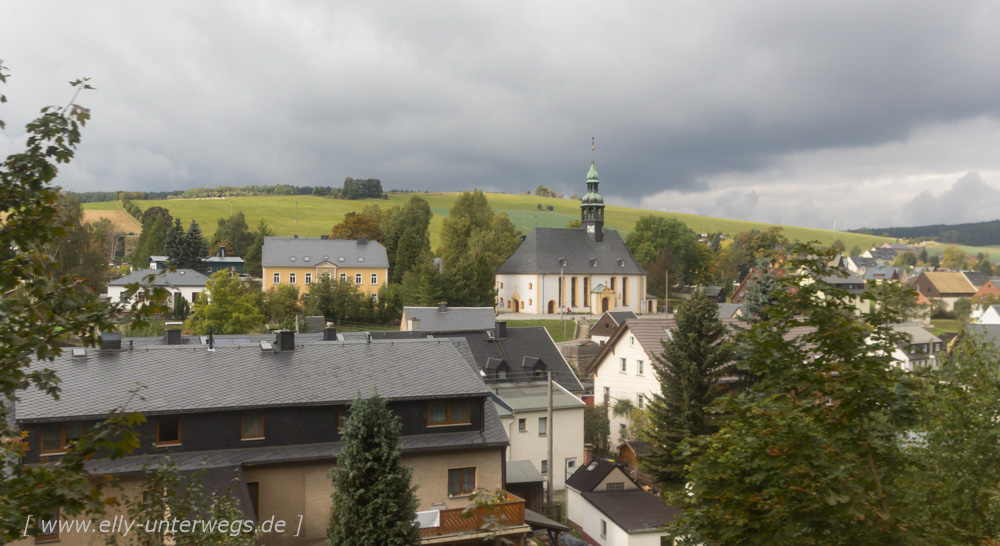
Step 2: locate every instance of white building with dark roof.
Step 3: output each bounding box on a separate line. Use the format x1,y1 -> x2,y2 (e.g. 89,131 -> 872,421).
495,160 -> 653,315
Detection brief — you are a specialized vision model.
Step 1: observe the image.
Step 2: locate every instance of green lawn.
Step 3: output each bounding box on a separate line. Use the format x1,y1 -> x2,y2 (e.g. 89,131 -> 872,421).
506,319 -> 576,343
929,319 -> 962,337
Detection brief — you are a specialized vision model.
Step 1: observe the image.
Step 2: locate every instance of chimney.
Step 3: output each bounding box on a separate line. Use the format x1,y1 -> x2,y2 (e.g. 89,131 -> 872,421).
321,235 -> 330,240
496,320 -> 507,339
323,322 -> 338,341
438,302 -> 447,313
520,235 -> 526,243
293,234 -> 298,239
164,322 -> 183,345
100,331 -> 122,350
219,246 -> 225,258
357,237 -> 368,245
276,330 -> 295,351
408,318 -> 420,331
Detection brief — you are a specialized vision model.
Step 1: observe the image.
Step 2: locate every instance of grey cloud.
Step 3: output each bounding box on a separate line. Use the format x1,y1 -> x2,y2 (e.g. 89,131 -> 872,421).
902,172 -> 1000,226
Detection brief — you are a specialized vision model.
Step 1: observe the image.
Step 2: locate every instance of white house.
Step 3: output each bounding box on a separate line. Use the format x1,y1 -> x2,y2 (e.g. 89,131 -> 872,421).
493,383 -> 585,491
495,160 -> 654,315
586,318 -> 677,441
977,304 -> 1000,324
106,269 -> 210,309
565,458 -> 678,545
886,323 -> 944,371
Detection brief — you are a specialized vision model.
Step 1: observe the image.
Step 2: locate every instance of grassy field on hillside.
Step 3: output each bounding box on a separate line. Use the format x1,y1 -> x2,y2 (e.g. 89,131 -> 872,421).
83,191 -> 901,252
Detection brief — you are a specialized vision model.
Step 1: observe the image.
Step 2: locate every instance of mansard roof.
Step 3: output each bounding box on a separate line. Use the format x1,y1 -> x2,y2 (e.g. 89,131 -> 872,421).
495,227 -> 645,275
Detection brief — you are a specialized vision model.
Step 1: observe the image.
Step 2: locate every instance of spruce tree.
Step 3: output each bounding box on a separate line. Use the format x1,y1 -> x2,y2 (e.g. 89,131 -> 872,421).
328,393 -> 419,546
164,217 -> 185,263
177,219 -> 208,270
644,290 -> 732,489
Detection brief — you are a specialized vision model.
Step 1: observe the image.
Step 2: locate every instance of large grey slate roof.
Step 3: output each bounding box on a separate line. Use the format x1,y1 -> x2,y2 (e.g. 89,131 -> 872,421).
16,338 -> 489,422
262,237 -> 388,268
495,228 -> 646,275
403,306 -> 497,332
107,269 -> 210,287
366,327 -> 584,392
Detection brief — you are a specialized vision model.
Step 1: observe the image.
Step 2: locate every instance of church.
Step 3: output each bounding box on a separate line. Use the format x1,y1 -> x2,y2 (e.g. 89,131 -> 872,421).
495,160 -> 654,315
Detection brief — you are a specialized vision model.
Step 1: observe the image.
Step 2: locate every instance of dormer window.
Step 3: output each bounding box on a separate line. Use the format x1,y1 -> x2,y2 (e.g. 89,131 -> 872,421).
242,412 -> 264,440
156,416 -> 181,446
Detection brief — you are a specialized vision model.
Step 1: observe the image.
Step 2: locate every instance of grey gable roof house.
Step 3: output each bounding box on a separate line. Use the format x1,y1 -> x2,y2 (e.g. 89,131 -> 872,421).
107,268 -> 210,287
401,304 -> 496,332
261,236 -> 389,267
495,228 -> 645,276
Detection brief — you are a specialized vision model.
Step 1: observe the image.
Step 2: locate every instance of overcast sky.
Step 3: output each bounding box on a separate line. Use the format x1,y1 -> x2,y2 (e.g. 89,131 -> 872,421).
3,1 -> 1000,230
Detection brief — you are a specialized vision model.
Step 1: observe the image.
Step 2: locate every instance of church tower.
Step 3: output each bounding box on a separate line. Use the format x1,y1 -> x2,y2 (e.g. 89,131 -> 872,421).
581,153 -> 605,242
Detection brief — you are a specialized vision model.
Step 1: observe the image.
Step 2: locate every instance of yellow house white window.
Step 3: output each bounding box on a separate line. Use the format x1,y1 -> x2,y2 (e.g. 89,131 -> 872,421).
289,273 -> 296,284
305,273 -> 312,284
273,273 -> 280,284
355,273 -> 362,284
370,273 -> 378,284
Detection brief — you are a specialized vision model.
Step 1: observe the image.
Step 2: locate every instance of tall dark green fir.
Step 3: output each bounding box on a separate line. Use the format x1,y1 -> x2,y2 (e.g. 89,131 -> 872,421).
328,393 -> 419,546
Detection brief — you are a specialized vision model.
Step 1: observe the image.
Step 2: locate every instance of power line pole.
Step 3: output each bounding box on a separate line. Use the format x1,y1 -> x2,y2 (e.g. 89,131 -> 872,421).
547,370 -> 554,510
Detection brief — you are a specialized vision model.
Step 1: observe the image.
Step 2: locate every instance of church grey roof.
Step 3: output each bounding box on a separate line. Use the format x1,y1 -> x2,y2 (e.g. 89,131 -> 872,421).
262,237 -> 389,268
495,228 -> 645,275
107,269 -> 209,287
16,337 -> 489,422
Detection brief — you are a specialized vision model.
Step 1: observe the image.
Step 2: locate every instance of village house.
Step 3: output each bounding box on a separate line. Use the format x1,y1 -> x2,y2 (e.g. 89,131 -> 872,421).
590,311 -> 638,344
106,268 -> 210,309
202,245 -> 245,275
912,271 -> 977,311
261,236 -> 388,298
12,330 -> 530,545
565,458 -> 679,545
492,383 -> 586,491
401,304 -> 497,332
495,160 -> 655,315
883,323 -> 944,371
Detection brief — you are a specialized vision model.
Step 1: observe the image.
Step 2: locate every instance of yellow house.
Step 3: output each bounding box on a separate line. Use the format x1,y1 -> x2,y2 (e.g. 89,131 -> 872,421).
261,236 -> 389,297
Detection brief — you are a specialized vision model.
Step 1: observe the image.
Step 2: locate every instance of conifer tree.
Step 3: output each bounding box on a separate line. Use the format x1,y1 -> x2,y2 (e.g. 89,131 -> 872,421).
180,219 -> 209,269
644,290 -> 732,489
328,393 -> 419,546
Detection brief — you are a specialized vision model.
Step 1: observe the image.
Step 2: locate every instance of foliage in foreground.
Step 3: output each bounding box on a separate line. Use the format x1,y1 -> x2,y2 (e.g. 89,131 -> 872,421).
671,246 -> 931,544
0,63 -> 154,541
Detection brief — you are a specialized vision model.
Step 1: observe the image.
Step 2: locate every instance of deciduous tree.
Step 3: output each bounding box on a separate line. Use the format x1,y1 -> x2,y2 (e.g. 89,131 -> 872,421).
941,245 -> 966,270
671,247 -> 931,544
331,211 -> 382,242
186,271 -> 264,334
0,63 -> 148,542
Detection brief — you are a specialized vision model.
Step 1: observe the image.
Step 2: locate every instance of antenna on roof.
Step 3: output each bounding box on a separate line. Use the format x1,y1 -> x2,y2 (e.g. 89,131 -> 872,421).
207,328 -> 215,352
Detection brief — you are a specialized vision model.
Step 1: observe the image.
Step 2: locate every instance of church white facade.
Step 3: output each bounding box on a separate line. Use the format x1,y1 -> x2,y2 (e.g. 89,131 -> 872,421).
495,161 -> 654,315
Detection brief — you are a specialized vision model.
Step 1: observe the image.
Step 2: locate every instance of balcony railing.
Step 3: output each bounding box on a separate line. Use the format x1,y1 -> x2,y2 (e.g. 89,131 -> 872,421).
418,492 -> 526,539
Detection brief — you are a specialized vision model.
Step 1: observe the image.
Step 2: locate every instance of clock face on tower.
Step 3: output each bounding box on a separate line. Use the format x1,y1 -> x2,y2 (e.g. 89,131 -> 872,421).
586,224 -> 595,233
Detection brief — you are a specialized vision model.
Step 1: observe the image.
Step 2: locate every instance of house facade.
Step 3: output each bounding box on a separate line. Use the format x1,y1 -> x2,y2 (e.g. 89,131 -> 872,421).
886,324 -> 944,371
106,268 -> 210,309
261,237 -> 388,297
912,271 -> 977,311
586,319 -> 675,441
13,332 -> 529,545
492,383 -> 586,491
590,311 -> 638,344
495,161 -> 652,315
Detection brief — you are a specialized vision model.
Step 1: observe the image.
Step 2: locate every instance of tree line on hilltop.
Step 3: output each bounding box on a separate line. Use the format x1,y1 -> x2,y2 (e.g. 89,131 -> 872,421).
853,218 -> 1000,246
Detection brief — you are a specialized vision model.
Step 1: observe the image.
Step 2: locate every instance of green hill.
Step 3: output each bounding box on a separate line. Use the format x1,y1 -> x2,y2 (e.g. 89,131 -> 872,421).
84,191 -> 897,252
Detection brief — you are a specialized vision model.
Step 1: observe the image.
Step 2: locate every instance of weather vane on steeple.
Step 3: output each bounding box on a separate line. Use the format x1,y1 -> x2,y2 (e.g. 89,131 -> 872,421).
591,137 -> 595,160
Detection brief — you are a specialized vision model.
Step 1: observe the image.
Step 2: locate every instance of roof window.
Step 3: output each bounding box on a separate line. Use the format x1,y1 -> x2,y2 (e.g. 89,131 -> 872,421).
290,257 -> 296,262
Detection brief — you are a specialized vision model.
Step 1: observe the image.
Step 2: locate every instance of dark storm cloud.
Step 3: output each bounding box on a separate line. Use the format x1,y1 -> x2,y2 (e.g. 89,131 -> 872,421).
3,1 -> 1000,228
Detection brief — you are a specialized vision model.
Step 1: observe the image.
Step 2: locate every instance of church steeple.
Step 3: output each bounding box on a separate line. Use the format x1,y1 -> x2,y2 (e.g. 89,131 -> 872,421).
581,139 -> 605,242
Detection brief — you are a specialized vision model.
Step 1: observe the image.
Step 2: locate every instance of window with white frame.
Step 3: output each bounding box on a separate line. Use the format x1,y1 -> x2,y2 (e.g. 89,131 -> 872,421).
630,335 -> 635,347
538,417 -> 547,436
304,273 -> 312,284
355,273 -> 362,284
289,273 -> 296,284
637,359 -> 644,375
620,357 -> 627,373
637,393 -> 644,408
339,273 -> 347,282
273,273 -> 280,284
371,273 -> 378,284
541,459 -> 548,474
